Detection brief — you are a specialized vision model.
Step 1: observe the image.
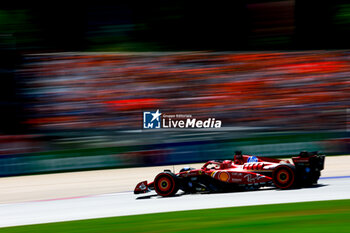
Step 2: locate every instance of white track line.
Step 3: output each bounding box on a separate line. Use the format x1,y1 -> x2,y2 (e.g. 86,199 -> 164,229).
1,177 -> 350,228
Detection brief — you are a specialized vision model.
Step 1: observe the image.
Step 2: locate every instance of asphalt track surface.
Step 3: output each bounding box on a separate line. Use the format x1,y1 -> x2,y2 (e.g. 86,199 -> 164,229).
1,155 -> 350,228
1,176 -> 350,228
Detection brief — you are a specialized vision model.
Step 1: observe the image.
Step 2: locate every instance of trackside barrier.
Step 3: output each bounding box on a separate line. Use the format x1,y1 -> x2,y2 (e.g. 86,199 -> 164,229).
0,135 -> 348,177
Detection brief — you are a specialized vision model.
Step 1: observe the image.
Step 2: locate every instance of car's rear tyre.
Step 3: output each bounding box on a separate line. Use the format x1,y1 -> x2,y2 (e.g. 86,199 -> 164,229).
154,172 -> 179,197
272,164 -> 295,189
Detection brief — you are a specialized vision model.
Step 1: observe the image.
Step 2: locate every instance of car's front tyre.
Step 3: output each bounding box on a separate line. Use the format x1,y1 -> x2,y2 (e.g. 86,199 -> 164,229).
154,172 -> 179,197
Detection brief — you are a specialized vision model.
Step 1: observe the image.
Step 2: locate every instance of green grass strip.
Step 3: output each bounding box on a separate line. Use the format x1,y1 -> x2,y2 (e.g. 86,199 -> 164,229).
2,199 -> 350,233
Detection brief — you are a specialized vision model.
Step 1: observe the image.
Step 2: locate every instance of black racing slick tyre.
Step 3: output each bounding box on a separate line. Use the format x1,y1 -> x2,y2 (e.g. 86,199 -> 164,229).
272,164 -> 296,189
154,172 -> 179,197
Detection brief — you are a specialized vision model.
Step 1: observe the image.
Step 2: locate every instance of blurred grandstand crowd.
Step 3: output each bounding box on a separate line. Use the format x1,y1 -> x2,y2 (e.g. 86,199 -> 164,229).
21,51 -> 349,132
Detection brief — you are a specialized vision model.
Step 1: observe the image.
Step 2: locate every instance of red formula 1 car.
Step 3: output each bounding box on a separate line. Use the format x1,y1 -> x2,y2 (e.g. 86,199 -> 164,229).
134,151 -> 325,197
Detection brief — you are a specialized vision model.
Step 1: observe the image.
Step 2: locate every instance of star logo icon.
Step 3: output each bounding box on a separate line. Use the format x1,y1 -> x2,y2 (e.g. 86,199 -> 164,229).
151,109 -> 162,122
143,109 -> 162,129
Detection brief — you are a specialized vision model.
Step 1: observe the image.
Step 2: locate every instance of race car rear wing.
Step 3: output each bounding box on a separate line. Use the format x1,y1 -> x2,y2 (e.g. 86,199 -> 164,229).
292,151 -> 325,171
292,151 -> 325,185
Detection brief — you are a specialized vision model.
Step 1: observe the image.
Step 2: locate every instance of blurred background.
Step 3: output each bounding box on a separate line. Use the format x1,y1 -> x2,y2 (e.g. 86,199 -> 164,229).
0,1 -> 350,176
